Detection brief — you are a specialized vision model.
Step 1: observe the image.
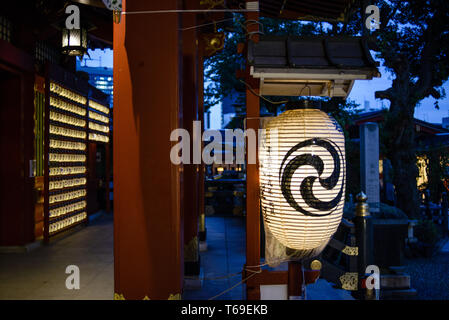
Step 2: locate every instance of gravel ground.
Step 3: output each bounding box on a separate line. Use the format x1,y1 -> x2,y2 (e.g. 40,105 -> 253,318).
403,241 -> 449,300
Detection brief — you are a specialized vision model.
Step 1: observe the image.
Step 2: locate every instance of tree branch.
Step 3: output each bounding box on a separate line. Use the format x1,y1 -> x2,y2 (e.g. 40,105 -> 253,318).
375,88 -> 394,101
417,87 -> 442,100
379,2 -> 398,30
413,19 -> 439,100
429,88 -> 441,99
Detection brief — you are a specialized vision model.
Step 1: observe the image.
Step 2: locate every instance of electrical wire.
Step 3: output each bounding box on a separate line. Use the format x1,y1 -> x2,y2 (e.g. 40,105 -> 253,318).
180,17 -> 235,31
184,271 -> 242,281
208,268 -> 261,300
185,257 -> 311,282
196,257 -> 317,300
245,256 -> 318,269
235,19 -> 265,41
122,9 -> 258,15
243,19 -> 265,40
239,79 -> 289,105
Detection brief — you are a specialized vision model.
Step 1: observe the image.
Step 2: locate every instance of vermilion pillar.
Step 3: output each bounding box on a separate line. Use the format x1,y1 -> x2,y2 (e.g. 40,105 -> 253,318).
105,143 -> 111,213
244,2 -> 261,300
182,11 -> 200,275
113,0 -> 183,299
197,43 -> 206,242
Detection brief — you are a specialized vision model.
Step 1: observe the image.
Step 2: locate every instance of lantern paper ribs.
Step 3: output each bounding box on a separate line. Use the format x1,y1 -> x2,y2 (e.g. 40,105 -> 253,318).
259,108 -> 346,256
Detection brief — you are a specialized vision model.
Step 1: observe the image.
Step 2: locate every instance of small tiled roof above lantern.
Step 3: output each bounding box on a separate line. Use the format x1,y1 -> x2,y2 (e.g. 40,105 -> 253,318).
248,36 -> 380,98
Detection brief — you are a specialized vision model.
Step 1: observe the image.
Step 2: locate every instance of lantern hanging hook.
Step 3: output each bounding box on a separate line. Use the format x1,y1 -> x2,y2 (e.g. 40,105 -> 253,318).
299,83 -> 312,97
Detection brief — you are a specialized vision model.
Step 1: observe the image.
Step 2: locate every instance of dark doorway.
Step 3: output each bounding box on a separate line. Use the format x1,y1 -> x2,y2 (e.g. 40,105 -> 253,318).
0,68 -> 33,245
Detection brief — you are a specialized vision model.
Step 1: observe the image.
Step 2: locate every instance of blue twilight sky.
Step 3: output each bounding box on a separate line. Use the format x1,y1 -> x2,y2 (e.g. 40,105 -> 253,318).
85,48 -> 449,127
348,60 -> 449,124
79,48 -> 113,68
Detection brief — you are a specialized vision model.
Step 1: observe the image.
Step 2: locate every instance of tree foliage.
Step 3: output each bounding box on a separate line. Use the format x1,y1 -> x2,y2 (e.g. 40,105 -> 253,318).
371,0 -> 449,217
203,16 -> 327,110
204,1 -> 449,218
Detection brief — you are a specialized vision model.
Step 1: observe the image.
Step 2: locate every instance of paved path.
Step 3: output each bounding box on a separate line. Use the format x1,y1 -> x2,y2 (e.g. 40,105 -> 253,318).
441,238 -> 449,253
183,216 -> 354,300
184,217 -> 246,300
403,237 -> 449,299
0,213 -> 114,300
0,213 -> 353,300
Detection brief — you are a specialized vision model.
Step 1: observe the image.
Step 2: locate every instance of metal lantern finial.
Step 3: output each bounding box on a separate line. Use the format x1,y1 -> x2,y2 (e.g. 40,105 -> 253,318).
260,108 -> 346,258
355,192 -> 370,217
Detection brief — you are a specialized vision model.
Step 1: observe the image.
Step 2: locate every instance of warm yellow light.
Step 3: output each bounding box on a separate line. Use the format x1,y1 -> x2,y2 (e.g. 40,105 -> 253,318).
61,28 -> 88,57
49,177 -> 86,190
89,132 -> 109,143
49,200 -> 86,218
50,125 -> 86,139
50,140 -> 86,151
259,108 -> 346,257
217,167 -> 224,173
89,110 -> 109,123
49,189 -> 86,204
50,82 -> 87,105
49,153 -> 86,163
50,166 -> 86,176
89,121 -> 109,133
89,100 -> 110,115
49,211 -> 87,234
417,156 -> 428,189
50,96 -> 86,116
50,111 -> 85,128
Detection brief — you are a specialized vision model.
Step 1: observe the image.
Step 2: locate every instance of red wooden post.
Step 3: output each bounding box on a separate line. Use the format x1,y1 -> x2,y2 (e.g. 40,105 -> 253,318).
113,0 -> 183,299
198,40 -> 206,241
105,142 -> 111,213
288,261 -> 305,299
43,65 -> 50,244
244,0 -> 261,300
182,8 -> 200,275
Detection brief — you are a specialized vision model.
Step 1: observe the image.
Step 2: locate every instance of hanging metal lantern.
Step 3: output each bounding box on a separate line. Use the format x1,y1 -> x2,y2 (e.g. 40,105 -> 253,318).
62,27 -> 87,56
259,105 -> 346,258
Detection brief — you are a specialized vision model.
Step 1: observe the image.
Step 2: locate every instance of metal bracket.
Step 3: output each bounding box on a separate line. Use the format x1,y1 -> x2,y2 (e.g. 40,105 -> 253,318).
342,245 -> 359,256
339,272 -> 358,291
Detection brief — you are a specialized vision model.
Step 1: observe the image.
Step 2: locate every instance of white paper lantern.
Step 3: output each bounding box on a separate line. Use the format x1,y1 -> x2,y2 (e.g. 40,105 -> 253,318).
259,107 -> 346,257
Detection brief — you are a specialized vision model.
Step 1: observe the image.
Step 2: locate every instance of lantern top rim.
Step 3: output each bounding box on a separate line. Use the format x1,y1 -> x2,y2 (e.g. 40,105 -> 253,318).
285,99 -> 322,111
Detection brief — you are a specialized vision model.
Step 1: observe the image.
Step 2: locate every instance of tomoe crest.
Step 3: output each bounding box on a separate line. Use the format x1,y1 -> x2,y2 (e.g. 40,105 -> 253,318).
279,138 -> 345,217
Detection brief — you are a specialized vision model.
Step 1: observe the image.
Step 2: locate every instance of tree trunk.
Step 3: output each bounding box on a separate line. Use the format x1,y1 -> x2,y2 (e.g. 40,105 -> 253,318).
384,100 -> 421,218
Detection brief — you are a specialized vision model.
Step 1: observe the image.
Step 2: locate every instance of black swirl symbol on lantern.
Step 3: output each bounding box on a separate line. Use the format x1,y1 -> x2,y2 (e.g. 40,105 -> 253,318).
279,138 -> 344,217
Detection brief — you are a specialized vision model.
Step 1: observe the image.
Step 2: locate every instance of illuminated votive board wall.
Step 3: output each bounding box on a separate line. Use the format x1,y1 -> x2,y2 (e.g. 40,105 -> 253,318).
88,99 -> 110,143
47,82 -> 88,236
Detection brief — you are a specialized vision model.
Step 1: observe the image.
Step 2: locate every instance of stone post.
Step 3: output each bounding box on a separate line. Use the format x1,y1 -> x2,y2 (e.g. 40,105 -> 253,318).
360,122 -> 380,213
